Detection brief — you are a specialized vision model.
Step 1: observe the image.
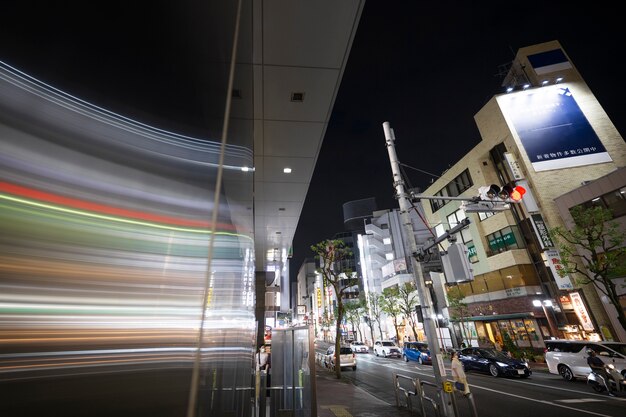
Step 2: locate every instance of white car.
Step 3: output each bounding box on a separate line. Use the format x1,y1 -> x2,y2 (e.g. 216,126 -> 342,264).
324,346 -> 357,370
545,340 -> 626,381
350,341 -> 369,353
373,340 -> 401,358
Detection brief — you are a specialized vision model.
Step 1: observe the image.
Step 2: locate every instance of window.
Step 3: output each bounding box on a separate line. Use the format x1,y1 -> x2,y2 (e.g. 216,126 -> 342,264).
579,186 -> 626,218
486,225 -> 525,255
478,211 -> 496,221
429,169 -> 474,213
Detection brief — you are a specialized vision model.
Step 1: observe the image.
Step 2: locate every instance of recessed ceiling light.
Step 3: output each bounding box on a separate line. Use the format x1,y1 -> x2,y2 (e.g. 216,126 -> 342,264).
283,167 -> 292,173
278,208 -> 286,211
276,231 -> 281,234
291,92 -> 304,102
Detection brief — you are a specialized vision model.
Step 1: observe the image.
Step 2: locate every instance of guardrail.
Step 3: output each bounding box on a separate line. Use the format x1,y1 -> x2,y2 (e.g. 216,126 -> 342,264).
392,373 -> 478,417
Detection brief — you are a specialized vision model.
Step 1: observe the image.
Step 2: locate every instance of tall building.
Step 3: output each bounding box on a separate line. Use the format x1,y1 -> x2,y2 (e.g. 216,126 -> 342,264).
421,40 -> 626,350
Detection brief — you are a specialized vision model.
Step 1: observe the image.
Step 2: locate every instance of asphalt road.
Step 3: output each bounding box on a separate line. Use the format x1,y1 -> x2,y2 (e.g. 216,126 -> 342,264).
317,346 -> 626,417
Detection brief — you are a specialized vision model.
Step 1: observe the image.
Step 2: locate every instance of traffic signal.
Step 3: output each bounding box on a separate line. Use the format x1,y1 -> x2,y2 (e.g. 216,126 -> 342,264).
500,184 -> 526,203
477,183 -> 526,203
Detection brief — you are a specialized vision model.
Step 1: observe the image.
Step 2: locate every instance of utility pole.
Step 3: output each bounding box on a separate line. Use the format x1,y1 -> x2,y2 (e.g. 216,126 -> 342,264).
382,121 -> 454,417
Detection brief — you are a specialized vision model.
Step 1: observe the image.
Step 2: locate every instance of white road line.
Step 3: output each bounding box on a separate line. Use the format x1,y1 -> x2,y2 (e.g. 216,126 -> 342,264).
557,399 -> 607,403
473,385 -> 613,417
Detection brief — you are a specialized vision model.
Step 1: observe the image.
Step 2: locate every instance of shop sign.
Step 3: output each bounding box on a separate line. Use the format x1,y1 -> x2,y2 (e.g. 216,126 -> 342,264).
316,287 -> 322,308
545,249 -> 574,290
531,214 -> 554,249
559,294 -> 573,310
488,231 -> 516,252
505,287 -> 523,297
569,292 -> 594,331
297,305 -> 306,315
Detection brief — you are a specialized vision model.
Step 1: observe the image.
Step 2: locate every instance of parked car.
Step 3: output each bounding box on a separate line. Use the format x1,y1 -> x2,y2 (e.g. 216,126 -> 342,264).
350,341 -> 369,353
459,347 -> 531,378
324,346 -> 357,370
373,340 -> 402,358
402,341 -> 432,364
544,339 -> 626,381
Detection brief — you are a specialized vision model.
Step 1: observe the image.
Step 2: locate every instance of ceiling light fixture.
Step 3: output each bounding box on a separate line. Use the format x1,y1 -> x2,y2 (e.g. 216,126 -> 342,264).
283,167 -> 292,173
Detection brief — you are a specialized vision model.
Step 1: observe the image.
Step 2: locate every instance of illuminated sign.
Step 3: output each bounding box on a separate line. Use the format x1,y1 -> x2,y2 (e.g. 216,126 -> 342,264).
569,292 -> 594,331
498,85 -> 612,172
545,249 -> 574,290
316,287 -> 322,308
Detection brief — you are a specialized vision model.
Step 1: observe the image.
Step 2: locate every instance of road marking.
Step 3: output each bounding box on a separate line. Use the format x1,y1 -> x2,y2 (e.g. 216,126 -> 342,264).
320,405 -> 353,417
474,385 -> 613,417
557,398 -> 607,403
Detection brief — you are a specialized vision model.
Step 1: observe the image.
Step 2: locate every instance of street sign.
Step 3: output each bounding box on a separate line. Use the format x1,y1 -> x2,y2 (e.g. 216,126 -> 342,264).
461,201 -> 509,212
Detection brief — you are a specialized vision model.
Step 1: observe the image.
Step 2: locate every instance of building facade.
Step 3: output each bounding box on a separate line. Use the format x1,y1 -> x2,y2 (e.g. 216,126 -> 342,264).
421,40 -> 626,351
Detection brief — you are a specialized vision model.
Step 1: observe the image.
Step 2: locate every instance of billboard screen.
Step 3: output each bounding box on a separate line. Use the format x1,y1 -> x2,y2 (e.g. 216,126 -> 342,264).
498,85 -> 611,172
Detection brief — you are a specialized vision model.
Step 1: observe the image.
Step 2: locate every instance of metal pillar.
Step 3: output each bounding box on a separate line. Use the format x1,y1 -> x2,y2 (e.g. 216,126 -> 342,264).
383,121 -> 454,417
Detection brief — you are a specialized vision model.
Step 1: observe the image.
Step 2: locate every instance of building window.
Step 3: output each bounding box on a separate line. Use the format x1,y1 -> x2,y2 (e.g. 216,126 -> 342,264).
466,241 -> 478,263
430,169 -> 474,213
486,225 -> 525,255
579,186 -> 626,218
478,211 -> 496,221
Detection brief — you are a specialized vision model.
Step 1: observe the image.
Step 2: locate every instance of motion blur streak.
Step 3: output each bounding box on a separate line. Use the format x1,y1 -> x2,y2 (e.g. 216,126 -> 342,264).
0,26 -> 256,415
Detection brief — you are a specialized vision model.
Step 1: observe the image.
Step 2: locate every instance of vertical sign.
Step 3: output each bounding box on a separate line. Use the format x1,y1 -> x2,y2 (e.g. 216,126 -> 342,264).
316,287 -> 322,308
569,292 -> 595,331
531,214 -> 555,249
504,152 -> 524,180
545,249 -> 574,290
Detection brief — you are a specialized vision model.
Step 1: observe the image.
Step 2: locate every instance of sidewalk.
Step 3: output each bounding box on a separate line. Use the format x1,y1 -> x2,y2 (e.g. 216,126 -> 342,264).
313,343 -> 549,417
315,363 -> 414,417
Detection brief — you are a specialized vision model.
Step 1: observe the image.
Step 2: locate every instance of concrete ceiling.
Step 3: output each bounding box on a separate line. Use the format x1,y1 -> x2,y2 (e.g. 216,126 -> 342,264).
245,0 -> 365,275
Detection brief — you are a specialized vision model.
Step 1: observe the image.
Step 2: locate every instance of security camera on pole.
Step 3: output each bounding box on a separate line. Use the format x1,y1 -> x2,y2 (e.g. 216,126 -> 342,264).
382,121 -> 454,417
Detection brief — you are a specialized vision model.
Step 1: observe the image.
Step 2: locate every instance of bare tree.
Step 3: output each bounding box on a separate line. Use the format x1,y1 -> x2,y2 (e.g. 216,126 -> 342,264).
311,239 -> 358,379
551,205 -> 626,334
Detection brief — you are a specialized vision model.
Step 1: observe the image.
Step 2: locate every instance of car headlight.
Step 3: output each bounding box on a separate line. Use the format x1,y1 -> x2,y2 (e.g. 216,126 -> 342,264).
496,361 -> 509,367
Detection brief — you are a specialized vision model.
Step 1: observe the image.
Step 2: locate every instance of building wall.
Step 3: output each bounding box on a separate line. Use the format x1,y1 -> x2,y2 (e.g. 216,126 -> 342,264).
422,40 -> 626,344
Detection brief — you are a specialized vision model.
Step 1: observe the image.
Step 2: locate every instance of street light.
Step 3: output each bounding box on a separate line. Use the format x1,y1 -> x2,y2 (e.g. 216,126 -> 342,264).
533,299 -> 558,337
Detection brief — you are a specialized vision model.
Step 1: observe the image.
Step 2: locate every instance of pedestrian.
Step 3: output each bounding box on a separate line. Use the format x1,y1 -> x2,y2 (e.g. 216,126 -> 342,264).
256,345 -> 269,372
450,351 -> 470,396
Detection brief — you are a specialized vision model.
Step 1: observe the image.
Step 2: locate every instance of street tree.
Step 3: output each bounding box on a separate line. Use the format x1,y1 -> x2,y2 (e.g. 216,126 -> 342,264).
367,293 -> 385,340
379,287 -> 403,343
358,296 -> 376,344
550,205 -> 626,335
446,285 -> 471,347
344,301 -> 364,341
311,239 -> 358,379
397,282 -> 419,341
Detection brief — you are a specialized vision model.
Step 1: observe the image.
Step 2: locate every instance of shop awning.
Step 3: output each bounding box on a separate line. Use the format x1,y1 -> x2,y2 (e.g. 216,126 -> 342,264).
451,313 -> 533,322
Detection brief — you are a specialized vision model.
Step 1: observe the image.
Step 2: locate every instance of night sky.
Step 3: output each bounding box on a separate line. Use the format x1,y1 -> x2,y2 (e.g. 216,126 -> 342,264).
0,2 -> 623,284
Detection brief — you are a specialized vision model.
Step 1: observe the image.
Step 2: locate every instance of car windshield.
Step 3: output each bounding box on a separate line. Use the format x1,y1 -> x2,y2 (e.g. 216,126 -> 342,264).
608,343 -> 626,356
339,348 -> 353,354
352,342 -> 364,345
382,342 -> 395,346
480,349 -> 510,360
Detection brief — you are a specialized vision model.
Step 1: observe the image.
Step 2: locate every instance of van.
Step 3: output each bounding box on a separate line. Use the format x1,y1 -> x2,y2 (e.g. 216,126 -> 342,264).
544,340 -> 626,381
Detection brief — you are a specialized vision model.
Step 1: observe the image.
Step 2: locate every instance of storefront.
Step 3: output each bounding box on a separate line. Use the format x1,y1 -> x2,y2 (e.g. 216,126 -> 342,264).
453,313 -> 544,351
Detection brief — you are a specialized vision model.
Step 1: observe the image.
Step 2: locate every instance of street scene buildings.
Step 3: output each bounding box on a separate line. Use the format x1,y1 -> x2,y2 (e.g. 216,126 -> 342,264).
294,40 -> 626,353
